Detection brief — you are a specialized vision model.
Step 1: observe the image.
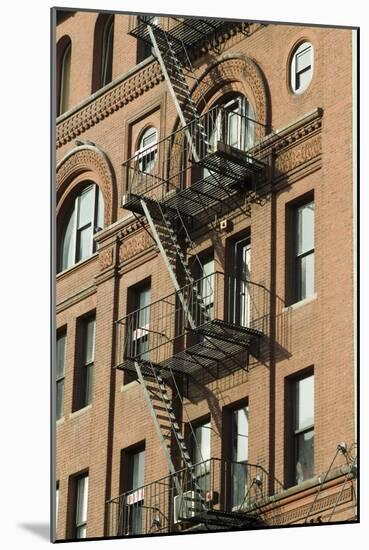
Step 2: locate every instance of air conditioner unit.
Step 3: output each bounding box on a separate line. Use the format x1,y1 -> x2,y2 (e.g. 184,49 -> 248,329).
173,491 -> 203,523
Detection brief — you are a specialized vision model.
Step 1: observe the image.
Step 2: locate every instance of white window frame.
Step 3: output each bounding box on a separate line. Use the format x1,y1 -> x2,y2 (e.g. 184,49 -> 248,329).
290,42 -> 314,94
59,183 -> 104,273
135,128 -> 158,174
75,474 -> 89,539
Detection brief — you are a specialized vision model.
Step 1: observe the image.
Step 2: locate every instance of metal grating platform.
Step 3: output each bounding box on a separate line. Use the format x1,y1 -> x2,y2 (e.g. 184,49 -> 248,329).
118,319 -> 263,379
185,509 -> 264,530
129,18 -> 235,58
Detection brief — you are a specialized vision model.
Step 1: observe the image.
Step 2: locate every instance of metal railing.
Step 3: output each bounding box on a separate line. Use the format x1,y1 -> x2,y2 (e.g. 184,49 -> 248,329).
122,105 -> 268,205
116,272 -> 269,369
129,16 -> 239,54
107,458 -> 282,536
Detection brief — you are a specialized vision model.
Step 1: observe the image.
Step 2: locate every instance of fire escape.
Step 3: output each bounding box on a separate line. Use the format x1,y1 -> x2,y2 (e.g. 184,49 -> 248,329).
110,16 -> 275,536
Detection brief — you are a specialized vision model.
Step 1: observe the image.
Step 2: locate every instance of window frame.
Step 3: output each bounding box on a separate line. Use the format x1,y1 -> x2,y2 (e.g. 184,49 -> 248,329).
285,370 -> 314,487
120,444 -> 146,536
59,182 -> 104,273
286,194 -> 315,305
135,127 -> 158,174
74,473 -> 89,539
58,39 -> 72,116
73,313 -> 96,411
290,41 -> 314,95
101,14 -> 114,87
56,329 -> 67,421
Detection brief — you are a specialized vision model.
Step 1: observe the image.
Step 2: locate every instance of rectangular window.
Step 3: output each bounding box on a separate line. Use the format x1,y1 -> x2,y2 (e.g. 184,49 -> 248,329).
56,330 -> 66,420
288,197 -> 315,304
75,474 -> 89,539
192,420 -> 211,493
232,236 -> 251,327
128,283 -> 151,361
231,405 -> 249,509
293,373 -> 314,485
74,314 -> 96,410
56,482 -> 59,530
120,446 -> 145,535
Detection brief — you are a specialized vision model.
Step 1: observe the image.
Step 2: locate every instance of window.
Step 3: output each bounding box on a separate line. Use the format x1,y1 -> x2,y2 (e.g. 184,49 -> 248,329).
292,199 -> 315,302
74,314 -> 96,410
231,405 -> 249,509
290,42 -> 313,94
101,15 -> 114,87
208,95 -> 254,153
135,127 -> 158,174
74,474 -> 89,538
121,446 -> 145,535
59,183 -> 104,272
56,482 -> 60,530
128,282 -> 151,361
56,330 -> 66,420
202,94 -> 254,181
58,39 -> 71,115
230,236 -> 251,327
293,373 -> 314,485
192,420 -> 211,493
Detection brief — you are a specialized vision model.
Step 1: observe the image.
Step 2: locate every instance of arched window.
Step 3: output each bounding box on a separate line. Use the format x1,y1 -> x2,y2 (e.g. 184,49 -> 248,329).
135,127 -> 158,173
59,183 -> 104,272
92,14 -> 115,92
101,15 -> 114,87
58,38 -> 72,116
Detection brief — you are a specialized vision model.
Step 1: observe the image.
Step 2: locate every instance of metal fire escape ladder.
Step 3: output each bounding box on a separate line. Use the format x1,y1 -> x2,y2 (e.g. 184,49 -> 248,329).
147,25 -> 207,156
133,356 -> 207,509
140,198 -> 210,330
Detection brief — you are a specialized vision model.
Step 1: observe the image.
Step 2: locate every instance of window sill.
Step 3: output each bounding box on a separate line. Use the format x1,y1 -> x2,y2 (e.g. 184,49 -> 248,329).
56,253 -> 98,280
56,416 -> 65,427
283,293 -> 317,312
69,404 -> 92,419
121,380 -> 139,393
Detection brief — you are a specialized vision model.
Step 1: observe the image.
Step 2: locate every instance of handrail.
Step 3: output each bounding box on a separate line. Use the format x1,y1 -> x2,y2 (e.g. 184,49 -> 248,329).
116,271 -> 269,326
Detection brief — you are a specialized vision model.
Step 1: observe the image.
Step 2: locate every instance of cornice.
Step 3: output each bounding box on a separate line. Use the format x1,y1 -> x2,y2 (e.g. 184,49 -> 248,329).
56,60 -> 164,149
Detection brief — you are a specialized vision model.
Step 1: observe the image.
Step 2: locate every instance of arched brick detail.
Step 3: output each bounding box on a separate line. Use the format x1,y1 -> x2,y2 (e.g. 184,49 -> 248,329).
56,144 -> 116,226
191,54 -> 270,132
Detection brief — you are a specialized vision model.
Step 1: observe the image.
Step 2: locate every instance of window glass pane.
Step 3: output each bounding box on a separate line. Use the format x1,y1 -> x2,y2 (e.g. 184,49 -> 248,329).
295,430 -> 314,483
194,421 -> 211,463
60,43 -> 71,114
56,380 -> 64,420
296,375 -> 314,430
296,46 -> 311,72
76,475 -> 89,524
84,317 -> 96,365
76,525 -> 87,539
132,449 -> 145,489
96,187 -> 104,233
56,486 -> 59,528
233,406 -> 249,463
56,333 -> 66,378
61,209 -> 75,271
297,201 -> 314,255
78,186 -> 94,229
82,364 -> 94,407
298,252 -> 314,300
77,225 -> 93,262
296,69 -> 312,92
102,16 -> 114,86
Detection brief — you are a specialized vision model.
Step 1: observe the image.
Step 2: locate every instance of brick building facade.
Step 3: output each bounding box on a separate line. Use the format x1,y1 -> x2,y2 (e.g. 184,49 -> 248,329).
54,9 -> 357,541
